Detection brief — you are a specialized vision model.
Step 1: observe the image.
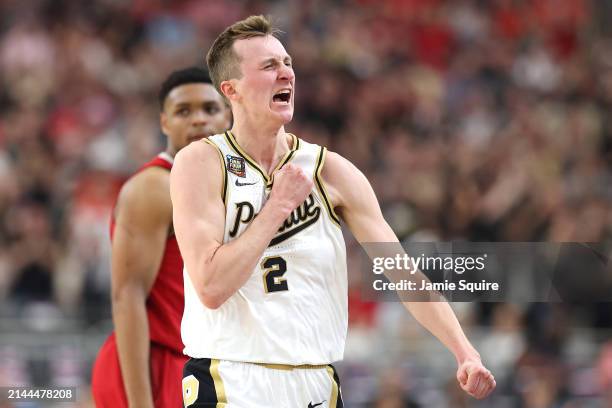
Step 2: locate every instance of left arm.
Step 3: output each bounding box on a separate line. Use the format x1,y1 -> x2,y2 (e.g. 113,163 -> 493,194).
321,151 -> 496,400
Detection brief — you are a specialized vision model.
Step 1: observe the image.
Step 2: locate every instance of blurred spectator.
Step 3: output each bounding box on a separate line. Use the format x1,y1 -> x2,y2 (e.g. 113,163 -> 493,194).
0,0 -> 610,405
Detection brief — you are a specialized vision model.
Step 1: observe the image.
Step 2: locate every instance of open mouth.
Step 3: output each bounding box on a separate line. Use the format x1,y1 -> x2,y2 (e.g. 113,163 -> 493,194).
272,89 -> 291,105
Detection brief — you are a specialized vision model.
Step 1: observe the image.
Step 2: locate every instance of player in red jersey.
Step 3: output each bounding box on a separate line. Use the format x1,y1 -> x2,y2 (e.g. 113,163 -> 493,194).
91,67 -> 231,408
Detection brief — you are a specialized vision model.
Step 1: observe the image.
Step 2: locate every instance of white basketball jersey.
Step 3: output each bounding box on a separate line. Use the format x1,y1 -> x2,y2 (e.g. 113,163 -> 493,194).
182,131 -> 348,365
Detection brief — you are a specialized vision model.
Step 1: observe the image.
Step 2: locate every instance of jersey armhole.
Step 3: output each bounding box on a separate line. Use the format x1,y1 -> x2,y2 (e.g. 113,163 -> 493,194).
202,139 -> 228,208
313,146 -> 341,227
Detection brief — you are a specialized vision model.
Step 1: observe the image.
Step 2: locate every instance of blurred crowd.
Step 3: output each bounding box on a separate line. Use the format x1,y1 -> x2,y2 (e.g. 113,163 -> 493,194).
0,0 -> 611,406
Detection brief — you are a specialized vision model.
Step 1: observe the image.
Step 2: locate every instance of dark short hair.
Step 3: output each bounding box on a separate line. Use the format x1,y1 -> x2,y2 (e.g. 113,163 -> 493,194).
158,67 -> 213,109
206,15 -> 280,94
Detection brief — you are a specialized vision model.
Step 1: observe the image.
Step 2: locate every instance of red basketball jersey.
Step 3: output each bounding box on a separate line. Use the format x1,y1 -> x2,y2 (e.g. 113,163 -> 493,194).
92,153 -> 186,408
110,153 -> 184,352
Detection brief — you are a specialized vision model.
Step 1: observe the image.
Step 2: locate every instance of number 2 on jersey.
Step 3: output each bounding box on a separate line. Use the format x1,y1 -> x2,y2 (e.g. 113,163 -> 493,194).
261,256 -> 289,293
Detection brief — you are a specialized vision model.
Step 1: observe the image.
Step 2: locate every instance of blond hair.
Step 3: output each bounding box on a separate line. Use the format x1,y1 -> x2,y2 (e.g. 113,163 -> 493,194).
206,15 -> 281,93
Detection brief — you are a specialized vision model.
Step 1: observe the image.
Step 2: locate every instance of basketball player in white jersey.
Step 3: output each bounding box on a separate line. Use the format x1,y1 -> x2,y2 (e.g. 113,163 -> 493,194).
171,15 -> 496,407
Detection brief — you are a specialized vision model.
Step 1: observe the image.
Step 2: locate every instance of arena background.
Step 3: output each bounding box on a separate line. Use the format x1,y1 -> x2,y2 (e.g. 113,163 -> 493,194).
0,0 -> 611,406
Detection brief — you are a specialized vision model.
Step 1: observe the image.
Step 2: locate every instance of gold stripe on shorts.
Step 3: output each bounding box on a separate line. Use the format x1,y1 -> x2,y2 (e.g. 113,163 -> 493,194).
326,366 -> 339,407
255,363 -> 328,371
210,359 -> 227,407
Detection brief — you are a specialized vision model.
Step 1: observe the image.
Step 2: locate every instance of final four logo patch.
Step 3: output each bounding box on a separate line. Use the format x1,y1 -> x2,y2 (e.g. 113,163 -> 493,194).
226,155 -> 246,178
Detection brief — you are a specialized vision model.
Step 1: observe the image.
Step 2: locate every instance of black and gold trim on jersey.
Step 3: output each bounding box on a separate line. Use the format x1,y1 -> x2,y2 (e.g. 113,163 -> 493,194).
202,138 -> 228,207
314,146 -> 341,227
224,131 -> 300,188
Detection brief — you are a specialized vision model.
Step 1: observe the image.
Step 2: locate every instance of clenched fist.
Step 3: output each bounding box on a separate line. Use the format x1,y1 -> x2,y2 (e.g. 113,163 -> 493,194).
457,359 -> 496,399
269,163 -> 313,215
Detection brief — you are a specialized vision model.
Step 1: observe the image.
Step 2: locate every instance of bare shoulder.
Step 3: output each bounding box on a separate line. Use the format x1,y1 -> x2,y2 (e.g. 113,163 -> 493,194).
321,150 -> 359,179
171,139 -> 225,203
320,150 -> 368,209
174,138 -> 221,170
116,166 -> 172,225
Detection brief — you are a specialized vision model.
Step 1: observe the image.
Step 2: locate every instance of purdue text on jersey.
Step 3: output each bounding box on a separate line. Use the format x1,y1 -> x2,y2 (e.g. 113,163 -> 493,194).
228,193 -> 321,246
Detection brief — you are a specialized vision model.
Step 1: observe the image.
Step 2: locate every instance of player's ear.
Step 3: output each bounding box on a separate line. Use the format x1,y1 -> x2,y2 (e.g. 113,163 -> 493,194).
160,112 -> 169,135
220,79 -> 238,102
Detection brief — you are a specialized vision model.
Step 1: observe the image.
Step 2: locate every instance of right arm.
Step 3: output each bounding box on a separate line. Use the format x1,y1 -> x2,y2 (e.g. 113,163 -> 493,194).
170,141 -> 311,309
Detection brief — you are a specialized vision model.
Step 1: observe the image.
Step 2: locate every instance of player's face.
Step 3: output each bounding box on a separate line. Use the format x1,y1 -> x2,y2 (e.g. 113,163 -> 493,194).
232,35 -> 295,125
161,83 -> 230,152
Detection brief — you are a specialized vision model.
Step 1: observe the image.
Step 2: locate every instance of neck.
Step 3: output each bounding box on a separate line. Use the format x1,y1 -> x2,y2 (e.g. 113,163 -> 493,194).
231,118 -> 290,174
165,147 -> 177,158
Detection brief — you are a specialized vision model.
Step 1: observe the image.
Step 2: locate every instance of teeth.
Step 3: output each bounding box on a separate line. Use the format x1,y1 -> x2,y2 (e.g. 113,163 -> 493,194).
273,89 -> 291,104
